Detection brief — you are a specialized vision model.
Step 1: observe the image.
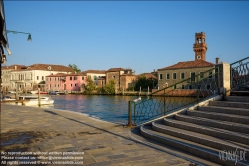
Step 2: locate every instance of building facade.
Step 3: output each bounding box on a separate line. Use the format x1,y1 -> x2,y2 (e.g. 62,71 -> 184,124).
45,73 -> 87,92
106,68 -> 136,90
1,64 -> 74,92
81,70 -> 106,85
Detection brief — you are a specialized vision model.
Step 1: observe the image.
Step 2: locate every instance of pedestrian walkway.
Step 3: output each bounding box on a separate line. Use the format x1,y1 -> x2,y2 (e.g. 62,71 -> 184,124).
1,104 -> 194,166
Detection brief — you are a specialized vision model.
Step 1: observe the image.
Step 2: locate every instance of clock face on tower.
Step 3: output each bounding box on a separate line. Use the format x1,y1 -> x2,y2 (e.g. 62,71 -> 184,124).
197,55 -> 201,60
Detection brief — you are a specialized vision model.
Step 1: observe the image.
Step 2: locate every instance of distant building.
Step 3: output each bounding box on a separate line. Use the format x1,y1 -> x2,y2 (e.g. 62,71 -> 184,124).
1,63 -> 74,92
45,73 -> 87,92
80,70 -> 106,85
157,32 -> 215,89
106,68 -> 136,90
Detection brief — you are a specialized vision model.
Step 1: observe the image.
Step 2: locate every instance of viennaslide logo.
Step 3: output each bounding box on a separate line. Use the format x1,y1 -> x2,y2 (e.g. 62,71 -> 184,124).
219,146 -> 247,165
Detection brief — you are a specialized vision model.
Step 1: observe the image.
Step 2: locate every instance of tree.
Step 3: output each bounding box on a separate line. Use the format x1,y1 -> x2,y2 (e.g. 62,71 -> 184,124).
104,79 -> 116,94
68,64 -> 81,73
134,75 -> 157,91
84,77 -> 96,94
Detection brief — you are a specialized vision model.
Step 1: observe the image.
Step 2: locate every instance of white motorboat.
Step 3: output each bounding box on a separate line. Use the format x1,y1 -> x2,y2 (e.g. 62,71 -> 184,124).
30,90 -> 38,94
19,96 -> 54,106
0,95 -> 16,101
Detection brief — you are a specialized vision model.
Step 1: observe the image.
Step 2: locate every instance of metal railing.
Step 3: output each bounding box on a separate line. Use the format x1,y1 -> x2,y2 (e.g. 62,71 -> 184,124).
127,65 -> 221,126
230,57 -> 249,91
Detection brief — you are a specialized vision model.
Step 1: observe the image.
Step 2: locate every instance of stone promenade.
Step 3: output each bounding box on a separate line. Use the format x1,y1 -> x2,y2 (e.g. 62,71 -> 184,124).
1,104 -> 194,166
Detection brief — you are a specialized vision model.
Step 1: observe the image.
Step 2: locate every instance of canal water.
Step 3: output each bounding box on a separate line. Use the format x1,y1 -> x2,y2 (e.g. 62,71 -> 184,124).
18,94 -> 196,125
47,95 -> 140,124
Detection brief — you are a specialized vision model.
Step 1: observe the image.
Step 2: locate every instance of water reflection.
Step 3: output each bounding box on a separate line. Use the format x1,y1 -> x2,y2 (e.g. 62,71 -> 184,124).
47,95 -> 139,124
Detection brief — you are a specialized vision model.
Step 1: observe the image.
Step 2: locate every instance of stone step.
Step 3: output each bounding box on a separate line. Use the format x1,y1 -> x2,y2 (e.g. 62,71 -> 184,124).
209,101 -> 249,109
140,125 -> 249,166
187,110 -> 249,125
230,91 -> 249,96
152,121 -> 249,158
198,106 -> 249,116
130,127 -> 221,166
175,114 -> 249,134
163,118 -> 249,145
224,96 -> 249,103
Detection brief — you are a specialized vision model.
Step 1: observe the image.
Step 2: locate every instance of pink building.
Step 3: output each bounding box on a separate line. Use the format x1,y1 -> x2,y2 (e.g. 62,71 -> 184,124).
46,73 -> 87,92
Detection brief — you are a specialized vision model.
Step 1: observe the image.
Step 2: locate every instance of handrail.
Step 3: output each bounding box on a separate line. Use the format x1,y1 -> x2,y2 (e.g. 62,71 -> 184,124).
127,65 -> 221,126
230,56 -> 249,91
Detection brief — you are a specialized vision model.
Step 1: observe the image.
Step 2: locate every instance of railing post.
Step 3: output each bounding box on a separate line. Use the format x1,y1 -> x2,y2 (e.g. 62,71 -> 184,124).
196,76 -> 199,103
127,100 -> 133,127
164,89 -> 166,114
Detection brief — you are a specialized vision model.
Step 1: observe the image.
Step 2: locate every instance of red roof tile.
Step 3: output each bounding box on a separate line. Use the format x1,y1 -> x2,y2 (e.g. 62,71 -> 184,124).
107,68 -> 125,72
81,70 -> 106,74
26,64 -> 74,72
158,60 -> 214,71
46,73 -> 86,77
1,64 -> 26,70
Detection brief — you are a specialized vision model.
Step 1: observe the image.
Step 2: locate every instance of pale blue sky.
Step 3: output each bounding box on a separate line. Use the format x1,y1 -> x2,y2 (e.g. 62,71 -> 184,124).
4,1 -> 249,74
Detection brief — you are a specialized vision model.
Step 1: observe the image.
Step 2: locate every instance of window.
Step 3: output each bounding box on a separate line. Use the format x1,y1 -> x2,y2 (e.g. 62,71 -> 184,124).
58,84 -> 59,87
50,78 -> 51,81
191,72 -> 195,82
82,76 -> 84,80
70,77 -> 72,80
181,73 -> 185,79
55,84 -> 56,87
50,84 -> 51,88
182,85 -> 185,89
207,85 -> 210,89
55,77 -> 56,81
189,85 -> 192,89
37,76 -> 39,80
46,78 -> 48,81
159,74 -> 163,80
94,76 -> 97,80
112,76 -> 115,79
166,73 -> 170,79
198,85 -> 201,89
75,84 -> 77,87
200,72 -> 204,79
74,76 -> 77,80
173,73 -> 176,79
31,83 -> 32,87
71,84 -> 72,87
42,76 -> 44,80
209,72 -> 213,79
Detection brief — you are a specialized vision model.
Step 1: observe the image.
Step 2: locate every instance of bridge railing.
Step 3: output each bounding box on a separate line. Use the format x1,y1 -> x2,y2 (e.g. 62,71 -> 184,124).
127,65 -> 222,126
230,57 -> 249,91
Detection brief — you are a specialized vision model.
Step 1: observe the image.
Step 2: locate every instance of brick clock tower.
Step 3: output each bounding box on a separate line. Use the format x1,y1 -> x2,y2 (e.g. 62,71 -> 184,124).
193,32 -> 208,61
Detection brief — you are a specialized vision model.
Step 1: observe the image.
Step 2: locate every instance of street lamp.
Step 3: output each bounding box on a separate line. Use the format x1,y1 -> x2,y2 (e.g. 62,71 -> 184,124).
6,30 -> 32,41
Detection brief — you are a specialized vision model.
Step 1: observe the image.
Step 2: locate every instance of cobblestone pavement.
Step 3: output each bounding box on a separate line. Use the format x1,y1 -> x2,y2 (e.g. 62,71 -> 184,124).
1,104 -> 195,166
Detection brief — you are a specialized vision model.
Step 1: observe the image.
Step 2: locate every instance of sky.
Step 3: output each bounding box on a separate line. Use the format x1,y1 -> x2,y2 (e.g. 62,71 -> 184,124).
3,1 -> 249,74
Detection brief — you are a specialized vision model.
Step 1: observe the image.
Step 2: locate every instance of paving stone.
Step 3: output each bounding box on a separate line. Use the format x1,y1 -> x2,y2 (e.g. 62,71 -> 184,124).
107,154 -> 127,160
1,104 -> 192,166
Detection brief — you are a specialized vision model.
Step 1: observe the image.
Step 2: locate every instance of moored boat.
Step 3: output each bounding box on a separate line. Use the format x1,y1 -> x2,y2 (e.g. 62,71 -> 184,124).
19,96 -> 54,106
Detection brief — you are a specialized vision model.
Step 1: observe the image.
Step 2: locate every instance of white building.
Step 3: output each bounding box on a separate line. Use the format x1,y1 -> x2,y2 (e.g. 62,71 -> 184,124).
2,64 -> 74,92
81,70 -> 106,85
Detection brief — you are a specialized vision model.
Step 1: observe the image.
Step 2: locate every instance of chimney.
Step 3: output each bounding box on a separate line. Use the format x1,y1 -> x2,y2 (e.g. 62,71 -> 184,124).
15,65 -> 17,70
216,57 -> 220,64
133,70 -> 136,75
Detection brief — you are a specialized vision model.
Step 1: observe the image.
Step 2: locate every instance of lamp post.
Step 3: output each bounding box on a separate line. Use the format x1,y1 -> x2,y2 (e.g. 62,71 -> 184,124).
6,30 -> 32,41
5,30 -> 32,98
